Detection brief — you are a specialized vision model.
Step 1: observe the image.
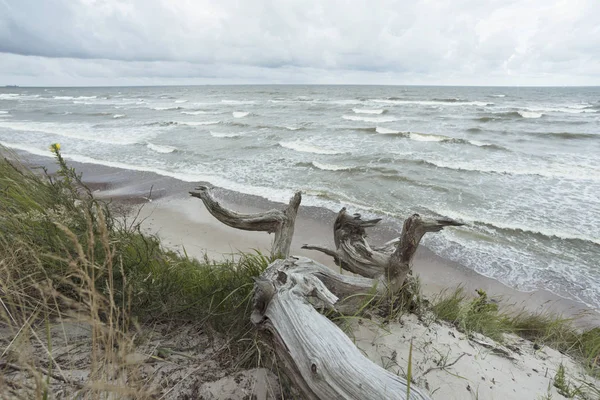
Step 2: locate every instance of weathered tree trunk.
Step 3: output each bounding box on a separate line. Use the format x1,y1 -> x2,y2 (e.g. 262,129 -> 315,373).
303,208 -> 462,293
190,186 -> 301,257
252,257 -> 432,400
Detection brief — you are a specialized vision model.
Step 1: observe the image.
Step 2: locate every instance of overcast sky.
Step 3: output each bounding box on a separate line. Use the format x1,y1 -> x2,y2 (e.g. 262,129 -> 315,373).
1,0 -> 599,86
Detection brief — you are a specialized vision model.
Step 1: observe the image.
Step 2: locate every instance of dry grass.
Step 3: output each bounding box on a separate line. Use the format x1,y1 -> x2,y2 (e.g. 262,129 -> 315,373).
0,147 -> 272,398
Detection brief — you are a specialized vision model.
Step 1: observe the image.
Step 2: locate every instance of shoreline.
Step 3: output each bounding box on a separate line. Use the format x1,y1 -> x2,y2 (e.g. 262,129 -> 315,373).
12,149 -> 600,326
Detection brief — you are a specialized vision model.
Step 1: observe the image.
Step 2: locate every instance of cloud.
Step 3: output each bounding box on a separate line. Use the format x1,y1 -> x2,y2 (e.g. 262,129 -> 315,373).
1,0 -> 599,85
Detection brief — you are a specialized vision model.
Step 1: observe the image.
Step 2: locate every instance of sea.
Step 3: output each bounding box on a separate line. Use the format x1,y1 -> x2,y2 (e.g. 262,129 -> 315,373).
1,85 -> 599,309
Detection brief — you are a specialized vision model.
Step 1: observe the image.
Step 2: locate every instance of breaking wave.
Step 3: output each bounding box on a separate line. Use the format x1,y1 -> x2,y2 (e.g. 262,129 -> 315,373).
147,143 -> 177,153
342,115 -> 398,123
279,141 -> 342,155
352,108 -> 386,114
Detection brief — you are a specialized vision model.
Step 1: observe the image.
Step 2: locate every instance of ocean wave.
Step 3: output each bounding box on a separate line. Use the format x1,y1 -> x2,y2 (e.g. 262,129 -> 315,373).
526,106 -> 596,114
53,96 -> 74,100
0,94 -> 20,99
518,111 -> 543,118
113,114 -> 126,119
280,141 -> 342,155
476,111 -> 544,121
233,111 -> 250,118
147,143 -> 177,153
491,94 -> 506,98
466,127 -> 483,133
210,131 -> 244,138
311,161 -> 352,171
531,131 -> 598,140
0,120 -> 147,145
180,120 -> 221,126
431,98 -> 466,103
342,115 -> 398,123
0,111 -> 8,115
375,126 -> 402,134
152,106 -> 184,111
221,100 -> 256,105
76,96 -> 97,100
372,99 -> 493,107
181,110 -> 210,115
145,121 -> 178,127
352,108 -> 385,114
367,127 -> 504,149
415,158 -> 598,180
174,99 -> 188,103
431,209 -> 600,247
285,126 -> 304,131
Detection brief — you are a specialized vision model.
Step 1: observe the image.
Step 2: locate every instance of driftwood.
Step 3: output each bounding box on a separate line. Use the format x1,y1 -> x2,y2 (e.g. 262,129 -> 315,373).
303,208 -> 463,293
252,257 -> 431,400
190,186 -> 301,257
191,187 -> 461,399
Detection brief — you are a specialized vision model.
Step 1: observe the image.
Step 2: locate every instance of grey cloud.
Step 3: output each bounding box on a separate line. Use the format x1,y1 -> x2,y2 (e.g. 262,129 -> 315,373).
0,0 -> 599,85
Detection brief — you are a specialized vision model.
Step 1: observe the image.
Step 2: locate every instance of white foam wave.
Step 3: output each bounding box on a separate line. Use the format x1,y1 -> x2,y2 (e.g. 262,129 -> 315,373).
147,143 -> 176,153
77,96 -> 97,99
312,161 -> 351,171
352,108 -> 385,114
0,121 -> 145,145
372,99 -> 493,107
375,126 -> 401,134
285,126 -> 301,131
152,106 -> 182,111
181,111 -> 209,115
180,121 -> 221,126
327,100 -> 363,105
526,106 -> 596,114
422,158 -> 600,181
518,111 -> 543,119
113,114 -> 126,119
233,111 -> 250,118
432,209 -> 600,246
0,94 -> 19,99
280,141 -> 341,155
210,131 -> 243,138
491,94 -> 506,98
221,100 -> 255,105
342,115 -> 398,123
174,99 -> 188,103
409,133 -> 447,142
53,96 -> 74,100
0,111 -> 8,114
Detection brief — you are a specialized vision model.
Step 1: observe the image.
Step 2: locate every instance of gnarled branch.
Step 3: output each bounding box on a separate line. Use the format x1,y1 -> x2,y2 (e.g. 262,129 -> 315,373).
304,208 -> 463,292
190,186 -> 301,257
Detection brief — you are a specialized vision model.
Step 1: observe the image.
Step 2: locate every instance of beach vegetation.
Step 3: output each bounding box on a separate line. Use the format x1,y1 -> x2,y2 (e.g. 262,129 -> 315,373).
432,287 -> 600,376
0,148 -> 272,397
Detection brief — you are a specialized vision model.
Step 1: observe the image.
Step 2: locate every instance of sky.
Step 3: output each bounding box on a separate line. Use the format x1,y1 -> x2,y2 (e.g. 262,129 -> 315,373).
1,0 -> 599,86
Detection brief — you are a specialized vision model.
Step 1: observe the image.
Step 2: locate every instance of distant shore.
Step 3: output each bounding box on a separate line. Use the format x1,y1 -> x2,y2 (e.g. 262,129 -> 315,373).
14,149 -> 600,326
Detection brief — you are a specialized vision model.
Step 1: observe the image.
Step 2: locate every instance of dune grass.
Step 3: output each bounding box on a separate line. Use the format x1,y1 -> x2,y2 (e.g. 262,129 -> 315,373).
431,287 -> 600,376
0,147 -> 272,398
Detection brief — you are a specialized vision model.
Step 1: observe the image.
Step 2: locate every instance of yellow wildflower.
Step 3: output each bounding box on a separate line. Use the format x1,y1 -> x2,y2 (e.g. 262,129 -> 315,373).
50,143 -> 61,153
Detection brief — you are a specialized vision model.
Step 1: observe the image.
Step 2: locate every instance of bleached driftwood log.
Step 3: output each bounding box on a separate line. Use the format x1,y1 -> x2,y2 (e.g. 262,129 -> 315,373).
252,257 -> 431,400
303,208 -> 462,293
190,186 -> 301,257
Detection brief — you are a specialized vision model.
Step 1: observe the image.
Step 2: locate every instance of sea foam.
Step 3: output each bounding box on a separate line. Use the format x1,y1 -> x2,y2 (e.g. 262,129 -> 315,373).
280,141 -> 341,155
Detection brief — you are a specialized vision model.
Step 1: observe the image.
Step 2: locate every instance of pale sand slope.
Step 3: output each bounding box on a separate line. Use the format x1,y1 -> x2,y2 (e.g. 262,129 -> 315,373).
351,314 -> 598,400
135,196 -> 599,400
